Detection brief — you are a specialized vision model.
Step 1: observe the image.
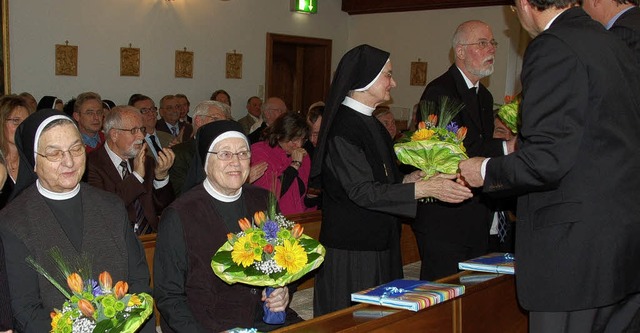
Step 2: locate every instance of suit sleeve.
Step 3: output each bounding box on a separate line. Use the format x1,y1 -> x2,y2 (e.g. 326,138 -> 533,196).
485,35 -> 587,193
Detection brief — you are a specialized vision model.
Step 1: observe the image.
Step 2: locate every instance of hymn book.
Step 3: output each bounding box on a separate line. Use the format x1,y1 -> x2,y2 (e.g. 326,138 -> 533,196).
458,252 -> 515,274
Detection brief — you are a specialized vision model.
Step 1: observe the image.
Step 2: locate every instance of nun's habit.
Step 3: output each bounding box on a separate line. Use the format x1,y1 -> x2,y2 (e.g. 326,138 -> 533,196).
0,110 -> 155,332
311,45 -> 418,316
36,95 -> 62,111
154,120 -> 301,332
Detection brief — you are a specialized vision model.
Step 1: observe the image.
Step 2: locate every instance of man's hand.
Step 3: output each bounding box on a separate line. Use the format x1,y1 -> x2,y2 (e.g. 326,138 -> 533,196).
154,148 -> 175,180
458,157 -> 486,188
403,170 -> 426,183
133,143 -> 147,178
415,173 -> 473,203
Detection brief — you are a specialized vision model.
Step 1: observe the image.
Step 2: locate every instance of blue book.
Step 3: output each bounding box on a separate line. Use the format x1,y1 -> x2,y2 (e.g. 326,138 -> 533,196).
458,252 -> 515,274
351,279 -> 465,312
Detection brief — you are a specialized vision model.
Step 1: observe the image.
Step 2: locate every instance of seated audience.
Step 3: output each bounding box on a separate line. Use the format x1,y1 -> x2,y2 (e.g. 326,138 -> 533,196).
0,110 -> 155,332
73,92 -> 105,153
129,94 -> 174,159
156,95 -> 193,142
304,101 -> 324,155
154,120 -> 300,332
36,96 -> 64,111
247,97 -> 287,144
238,96 -> 262,134
18,92 -> 37,113
0,95 -> 32,209
372,106 -> 400,141
210,89 -> 232,106
175,93 -> 192,124
87,106 -> 174,234
251,112 -> 314,215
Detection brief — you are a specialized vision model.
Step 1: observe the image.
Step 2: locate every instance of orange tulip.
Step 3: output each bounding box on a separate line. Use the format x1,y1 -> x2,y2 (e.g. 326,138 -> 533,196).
78,299 -> 95,318
253,211 -> 267,227
238,217 -> 251,231
417,121 -> 426,130
114,281 -> 128,299
50,311 -> 57,319
427,114 -> 438,126
227,233 -> 234,241
264,244 -> 274,254
292,224 -> 304,239
67,273 -> 84,294
98,271 -> 112,290
457,127 -> 468,141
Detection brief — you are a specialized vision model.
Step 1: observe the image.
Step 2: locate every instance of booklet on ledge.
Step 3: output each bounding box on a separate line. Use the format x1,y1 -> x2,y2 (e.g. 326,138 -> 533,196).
350,279 -> 465,312
458,252 -> 515,274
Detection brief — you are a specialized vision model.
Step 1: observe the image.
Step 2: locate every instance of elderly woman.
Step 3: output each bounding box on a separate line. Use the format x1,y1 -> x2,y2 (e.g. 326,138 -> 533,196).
310,44 -> 473,316
0,110 -> 155,332
0,95 -> 32,209
154,120 -> 300,332
251,112 -> 313,215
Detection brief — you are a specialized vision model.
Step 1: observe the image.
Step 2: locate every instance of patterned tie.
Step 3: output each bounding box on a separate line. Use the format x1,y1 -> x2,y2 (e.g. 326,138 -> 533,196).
148,134 -> 163,156
497,211 -> 508,243
119,160 -> 149,235
171,125 -> 179,137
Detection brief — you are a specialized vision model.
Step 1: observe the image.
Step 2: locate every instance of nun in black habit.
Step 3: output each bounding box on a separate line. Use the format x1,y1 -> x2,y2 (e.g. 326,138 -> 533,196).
0,110 -> 155,332
310,44 -> 473,316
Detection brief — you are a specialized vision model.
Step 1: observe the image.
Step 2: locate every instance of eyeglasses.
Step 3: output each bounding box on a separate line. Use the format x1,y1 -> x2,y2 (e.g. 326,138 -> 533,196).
115,127 -> 146,135
510,5 -> 516,13
139,107 -> 158,114
208,150 -> 252,161
459,39 -> 499,49
381,70 -> 393,78
36,144 -> 85,162
81,110 -> 104,117
5,117 -> 25,126
199,114 -> 227,121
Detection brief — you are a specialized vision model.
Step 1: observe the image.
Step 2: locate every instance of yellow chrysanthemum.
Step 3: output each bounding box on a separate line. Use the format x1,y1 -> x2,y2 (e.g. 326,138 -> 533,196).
411,128 -> 434,141
232,235 -> 261,267
50,311 -> 62,331
273,239 -> 308,274
128,295 -> 142,307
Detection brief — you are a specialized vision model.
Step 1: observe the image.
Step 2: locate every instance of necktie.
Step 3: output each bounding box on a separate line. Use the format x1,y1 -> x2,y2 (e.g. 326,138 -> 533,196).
148,134 -> 163,156
497,211 -> 508,243
119,160 -> 149,235
171,125 -> 179,137
469,87 -> 477,95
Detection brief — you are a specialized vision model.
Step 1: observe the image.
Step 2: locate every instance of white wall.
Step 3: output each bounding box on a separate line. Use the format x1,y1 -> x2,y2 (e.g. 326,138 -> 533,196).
9,1 -> 523,120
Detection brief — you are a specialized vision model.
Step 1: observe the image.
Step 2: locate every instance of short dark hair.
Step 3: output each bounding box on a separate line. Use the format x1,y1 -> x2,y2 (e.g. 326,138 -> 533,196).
128,94 -> 152,106
526,0 -> 579,10
210,89 -> 231,106
307,105 -> 324,124
265,112 -> 308,147
616,0 -> 639,4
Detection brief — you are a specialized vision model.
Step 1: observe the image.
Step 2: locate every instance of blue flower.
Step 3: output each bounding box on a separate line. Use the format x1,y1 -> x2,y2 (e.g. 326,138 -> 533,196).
445,122 -> 459,134
262,220 -> 280,240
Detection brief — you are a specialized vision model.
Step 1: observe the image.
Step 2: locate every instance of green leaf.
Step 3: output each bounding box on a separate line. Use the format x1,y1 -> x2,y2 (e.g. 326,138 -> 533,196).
211,251 -> 234,265
307,252 -> 321,262
298,238 -> 320,252
224,265 -> 244,273
93,318 -> 116,332
245,266 -> 262,276
269,270 -> 287,280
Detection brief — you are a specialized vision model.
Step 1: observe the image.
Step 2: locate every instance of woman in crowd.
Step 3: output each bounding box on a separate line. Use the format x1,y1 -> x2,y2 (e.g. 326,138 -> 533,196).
210,89 -> 232,106
0,95 -> 32,209
154,120 -> 300,332
0,158 -> 13,333
310,44 -> 473,316
250,112 -> 313,215
0,110 -> 155,332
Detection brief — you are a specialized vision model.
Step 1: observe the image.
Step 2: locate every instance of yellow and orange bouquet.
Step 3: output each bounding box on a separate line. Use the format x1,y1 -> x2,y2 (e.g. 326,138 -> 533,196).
394,97 -> 468,178
27,248 -> 153,333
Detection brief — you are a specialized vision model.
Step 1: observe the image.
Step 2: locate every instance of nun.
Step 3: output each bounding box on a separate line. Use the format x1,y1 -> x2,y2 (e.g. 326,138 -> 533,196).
154,120 -> 301,332
0,110 -> 155,332
310,44 -> 473,316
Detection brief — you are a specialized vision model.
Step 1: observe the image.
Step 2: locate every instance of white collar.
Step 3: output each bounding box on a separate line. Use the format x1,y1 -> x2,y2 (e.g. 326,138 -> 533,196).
544,11 -> 564,31
104,141 -> 129,172
342,97 -> 375,116
37,180 -> 80,200
204,178 -> 242,202
456,66 -> 479,91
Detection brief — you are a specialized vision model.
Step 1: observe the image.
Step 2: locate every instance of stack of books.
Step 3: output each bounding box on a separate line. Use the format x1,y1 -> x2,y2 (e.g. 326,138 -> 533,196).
350,279 -> 465,312
458,252 -> 515,274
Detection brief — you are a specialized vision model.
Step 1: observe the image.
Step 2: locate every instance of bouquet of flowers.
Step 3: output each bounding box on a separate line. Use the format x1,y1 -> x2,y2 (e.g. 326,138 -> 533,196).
211,198 -> 325,324
394,97 -> 468,179
495,94 -> 520,134
27,248 -> 153,333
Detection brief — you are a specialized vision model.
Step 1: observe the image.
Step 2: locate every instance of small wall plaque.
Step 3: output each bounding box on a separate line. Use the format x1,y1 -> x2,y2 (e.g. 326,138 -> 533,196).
175,47 -> 193,78
120,44 -> 140,77
55,41 -> 78,76
410,60 -> 427,86
226,50 -> 242,79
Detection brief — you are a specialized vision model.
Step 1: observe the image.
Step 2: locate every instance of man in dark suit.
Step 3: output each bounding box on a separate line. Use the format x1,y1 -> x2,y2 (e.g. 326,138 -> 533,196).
129,94 -> 175,160
237,96 -> 262,135
175,93 -> 193,124
460,1 -> 640,331
412,20 -> 513,280
87,106 -> 175,234
583,0 -> 640,63
156,94 -> 193,142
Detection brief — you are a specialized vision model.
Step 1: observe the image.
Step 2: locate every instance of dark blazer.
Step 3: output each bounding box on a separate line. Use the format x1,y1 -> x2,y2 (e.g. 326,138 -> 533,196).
168,138 -> 195,197
485,8 -> 640,311
87,144 -> 174,231
413,65 -> 504,242
156,119 -> 193,141
610,6 -> 640,64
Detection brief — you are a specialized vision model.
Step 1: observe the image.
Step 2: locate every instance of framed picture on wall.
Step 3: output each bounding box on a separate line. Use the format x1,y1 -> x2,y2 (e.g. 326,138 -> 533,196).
120,45 -> 140,77
175,48 -> 193,78
1,0 -> 10,95
226,52 -> 242,79
55,42 -> 78,76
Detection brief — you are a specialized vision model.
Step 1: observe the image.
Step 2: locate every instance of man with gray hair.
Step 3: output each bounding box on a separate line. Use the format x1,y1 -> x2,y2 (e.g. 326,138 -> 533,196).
583,0 -> 640,63
247,97 -> 287,144
412,20 -> 509,281
87,105 -> 175,234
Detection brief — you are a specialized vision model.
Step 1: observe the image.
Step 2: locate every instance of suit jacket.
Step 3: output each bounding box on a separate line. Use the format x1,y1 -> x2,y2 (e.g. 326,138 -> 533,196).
156,119 -> 193,141
87,144 -> 174,231
413,64 -> 504,243
485,8 -> 640,311
145,130 -> 174,159
610,6 -> 640,64
237,114 -> 257,134
168,138 -> 195,198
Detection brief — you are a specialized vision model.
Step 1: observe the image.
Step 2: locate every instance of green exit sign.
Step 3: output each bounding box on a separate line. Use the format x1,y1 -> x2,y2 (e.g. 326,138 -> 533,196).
291,0 -> 317,14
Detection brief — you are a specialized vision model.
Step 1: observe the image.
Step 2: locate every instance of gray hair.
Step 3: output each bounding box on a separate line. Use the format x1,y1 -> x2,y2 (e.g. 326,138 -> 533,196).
193,100 -> 233,120
103,105 -> 140,134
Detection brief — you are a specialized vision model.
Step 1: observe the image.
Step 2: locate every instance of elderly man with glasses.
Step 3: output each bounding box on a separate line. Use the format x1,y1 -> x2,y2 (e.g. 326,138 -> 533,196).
87,105 -> 175,234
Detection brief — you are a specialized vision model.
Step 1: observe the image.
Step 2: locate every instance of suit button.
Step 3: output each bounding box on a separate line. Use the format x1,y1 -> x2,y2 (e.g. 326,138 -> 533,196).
251,288 -> 258,295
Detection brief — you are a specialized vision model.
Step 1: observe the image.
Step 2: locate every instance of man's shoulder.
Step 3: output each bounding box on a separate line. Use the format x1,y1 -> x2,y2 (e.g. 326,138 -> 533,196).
86,144 -> 108,164
421,65 -> 459,99
614,7 -> 640,29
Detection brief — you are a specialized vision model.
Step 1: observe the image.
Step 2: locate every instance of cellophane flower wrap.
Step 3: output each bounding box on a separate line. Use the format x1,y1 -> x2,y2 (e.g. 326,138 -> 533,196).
496,94 -> 520,134
394,97 -> 468,179
27,248 -> 153,333
211,198 -> 325,287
